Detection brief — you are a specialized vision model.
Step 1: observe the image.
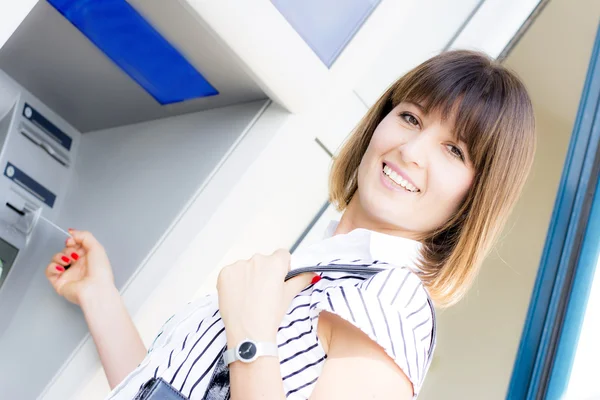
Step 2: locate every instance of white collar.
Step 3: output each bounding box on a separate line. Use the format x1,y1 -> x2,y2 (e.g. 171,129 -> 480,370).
291,220 -> 422,271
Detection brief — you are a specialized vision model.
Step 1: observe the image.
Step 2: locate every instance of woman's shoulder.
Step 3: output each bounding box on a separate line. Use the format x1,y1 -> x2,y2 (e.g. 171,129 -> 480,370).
310,265 -> 436,393
362,266 -> 433,318
315,265 -> 433,317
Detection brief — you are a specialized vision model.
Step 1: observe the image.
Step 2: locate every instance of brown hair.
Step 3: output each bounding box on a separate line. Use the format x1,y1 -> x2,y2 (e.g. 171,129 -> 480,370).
329,50 -> 536,307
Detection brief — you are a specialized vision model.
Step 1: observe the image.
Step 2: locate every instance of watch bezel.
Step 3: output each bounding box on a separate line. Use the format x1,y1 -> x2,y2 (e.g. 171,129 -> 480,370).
236,339 -> 259,363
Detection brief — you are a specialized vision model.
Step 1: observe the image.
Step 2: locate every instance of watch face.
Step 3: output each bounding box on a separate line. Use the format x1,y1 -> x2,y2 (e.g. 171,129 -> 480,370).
238,341 -> 257,361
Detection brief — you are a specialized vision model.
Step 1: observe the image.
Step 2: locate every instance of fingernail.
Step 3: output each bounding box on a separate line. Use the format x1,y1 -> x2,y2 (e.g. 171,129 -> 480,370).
61,256 -> 70,263
71,252 -> 79,260
56,265 -> 65,272
311,275 -> 322,285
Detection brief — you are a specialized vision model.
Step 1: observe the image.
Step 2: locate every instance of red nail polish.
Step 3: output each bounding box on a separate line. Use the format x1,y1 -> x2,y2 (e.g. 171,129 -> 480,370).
311,275 -> 322,285
61,256 -> 70,263
56,265 -> 65,272
71,253 -> 79,260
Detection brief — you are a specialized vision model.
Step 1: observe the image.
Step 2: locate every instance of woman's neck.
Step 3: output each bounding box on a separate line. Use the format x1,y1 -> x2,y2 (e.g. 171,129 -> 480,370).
336,197 -> 420,241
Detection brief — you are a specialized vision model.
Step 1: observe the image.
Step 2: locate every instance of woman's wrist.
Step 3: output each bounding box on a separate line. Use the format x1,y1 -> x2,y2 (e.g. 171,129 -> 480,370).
78,281 -> 120,312
226,326 -> 277,349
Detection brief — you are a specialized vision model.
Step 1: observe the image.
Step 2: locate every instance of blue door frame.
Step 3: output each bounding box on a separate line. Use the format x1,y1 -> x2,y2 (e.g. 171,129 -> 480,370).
507,23 -> 600,400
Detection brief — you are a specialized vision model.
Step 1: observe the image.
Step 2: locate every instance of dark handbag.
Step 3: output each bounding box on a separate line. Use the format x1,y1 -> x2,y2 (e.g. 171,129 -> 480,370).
134,377 -> 189,400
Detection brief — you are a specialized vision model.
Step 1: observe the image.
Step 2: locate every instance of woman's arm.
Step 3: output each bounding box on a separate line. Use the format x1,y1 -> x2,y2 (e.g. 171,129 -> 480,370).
228,311 -> 413,400
229,349 -> 286,400
309,311 -> 413,399
78,283 -> 147,389
218,250 -> 313,400
46,230 -> 146,389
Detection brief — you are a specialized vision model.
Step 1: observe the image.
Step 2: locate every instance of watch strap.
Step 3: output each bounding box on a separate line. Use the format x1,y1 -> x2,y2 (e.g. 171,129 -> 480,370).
223,340 -> 278,365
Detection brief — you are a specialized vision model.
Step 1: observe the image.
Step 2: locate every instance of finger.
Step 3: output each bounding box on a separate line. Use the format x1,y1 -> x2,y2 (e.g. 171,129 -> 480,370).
270,248 -> 291,279
65,236 -> 77,248
284,272 -> 319,300
52,252 -> 73,266
45,262 -> 67,280
69,230 -> 102,252
271,248 -> 291,266
62,237 -> 84,258
64,247 -> 82,262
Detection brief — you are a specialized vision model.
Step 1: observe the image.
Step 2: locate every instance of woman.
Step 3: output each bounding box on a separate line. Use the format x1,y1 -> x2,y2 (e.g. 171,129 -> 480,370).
46,50 -> 535,399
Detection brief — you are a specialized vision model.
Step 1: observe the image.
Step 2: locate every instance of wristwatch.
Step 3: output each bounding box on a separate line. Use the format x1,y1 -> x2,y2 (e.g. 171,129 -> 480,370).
223,338 -> 278,365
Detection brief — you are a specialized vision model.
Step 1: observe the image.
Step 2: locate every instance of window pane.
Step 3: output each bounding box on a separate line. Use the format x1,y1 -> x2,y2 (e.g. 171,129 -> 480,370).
562,252 -> 600,399
271,0 -> 381,67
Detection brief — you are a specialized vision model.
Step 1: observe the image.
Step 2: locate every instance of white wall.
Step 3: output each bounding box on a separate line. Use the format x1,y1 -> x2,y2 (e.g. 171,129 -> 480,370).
0,1 -> 37,49
353,0 -> 482,106
353,0 -> 544,107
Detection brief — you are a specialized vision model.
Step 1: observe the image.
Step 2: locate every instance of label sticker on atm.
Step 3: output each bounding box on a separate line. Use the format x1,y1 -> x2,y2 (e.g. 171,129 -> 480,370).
22,103 -> 73,151
3,162 -> 56,208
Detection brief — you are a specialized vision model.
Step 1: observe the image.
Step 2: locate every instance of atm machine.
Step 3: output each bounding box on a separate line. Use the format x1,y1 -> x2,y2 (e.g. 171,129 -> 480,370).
0,94 -> 80,335
0,86 -> 85,397
0,1 -> 273,398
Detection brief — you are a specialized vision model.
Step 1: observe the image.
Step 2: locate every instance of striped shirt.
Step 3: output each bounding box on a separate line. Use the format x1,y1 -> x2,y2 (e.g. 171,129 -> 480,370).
107,223 -> 436,399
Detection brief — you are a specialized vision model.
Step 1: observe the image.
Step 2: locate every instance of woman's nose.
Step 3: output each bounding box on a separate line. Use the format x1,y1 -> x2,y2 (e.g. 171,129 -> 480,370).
399,131 -> 431,168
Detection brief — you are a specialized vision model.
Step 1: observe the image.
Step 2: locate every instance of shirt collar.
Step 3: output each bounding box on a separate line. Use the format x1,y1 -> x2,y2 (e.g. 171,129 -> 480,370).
291,220 -> 422,270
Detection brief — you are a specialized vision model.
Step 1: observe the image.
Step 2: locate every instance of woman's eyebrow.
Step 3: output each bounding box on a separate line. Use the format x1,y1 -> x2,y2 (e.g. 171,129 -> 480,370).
405,101 -> 428,115
452,128 -> 469,145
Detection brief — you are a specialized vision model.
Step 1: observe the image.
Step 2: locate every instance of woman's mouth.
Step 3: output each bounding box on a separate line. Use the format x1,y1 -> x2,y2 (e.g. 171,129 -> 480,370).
382,164 -> 420,193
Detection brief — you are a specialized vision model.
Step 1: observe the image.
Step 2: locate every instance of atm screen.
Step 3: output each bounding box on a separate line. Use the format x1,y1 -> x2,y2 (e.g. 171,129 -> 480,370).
0,238 -> 19,289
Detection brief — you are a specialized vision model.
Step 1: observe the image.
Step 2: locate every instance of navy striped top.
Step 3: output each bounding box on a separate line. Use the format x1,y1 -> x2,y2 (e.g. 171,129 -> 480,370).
107,224 -> 436,399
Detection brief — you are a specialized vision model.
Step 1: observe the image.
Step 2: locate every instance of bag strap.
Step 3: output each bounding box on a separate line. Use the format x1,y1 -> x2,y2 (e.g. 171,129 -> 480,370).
284,264 -> 385,281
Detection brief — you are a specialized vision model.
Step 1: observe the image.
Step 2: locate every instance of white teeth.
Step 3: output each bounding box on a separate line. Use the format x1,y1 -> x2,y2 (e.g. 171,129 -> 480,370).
383,165 -> 419,192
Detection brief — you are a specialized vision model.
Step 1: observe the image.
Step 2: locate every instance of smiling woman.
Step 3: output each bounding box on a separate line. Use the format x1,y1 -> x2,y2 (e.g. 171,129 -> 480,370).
45,50 -> 536,400
331,50 -> 536,306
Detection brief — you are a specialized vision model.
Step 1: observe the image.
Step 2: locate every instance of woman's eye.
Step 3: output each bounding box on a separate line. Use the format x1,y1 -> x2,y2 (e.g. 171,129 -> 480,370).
447,144 -> 465,161
400,112 -> 420,127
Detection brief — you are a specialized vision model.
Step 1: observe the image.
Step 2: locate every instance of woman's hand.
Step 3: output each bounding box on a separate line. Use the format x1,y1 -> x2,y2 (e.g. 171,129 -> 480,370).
45,229 -> 115,306
217,249 -> 317,346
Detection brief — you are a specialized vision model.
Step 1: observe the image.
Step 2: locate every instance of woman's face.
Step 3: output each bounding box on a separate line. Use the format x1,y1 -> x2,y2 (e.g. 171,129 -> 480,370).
352,102 -> 475,239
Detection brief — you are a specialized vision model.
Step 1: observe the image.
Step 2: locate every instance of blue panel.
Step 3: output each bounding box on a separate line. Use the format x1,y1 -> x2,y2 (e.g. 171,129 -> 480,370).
506,23 -> 600,399
272,0 -> 381,67
48,0 -> 218,105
